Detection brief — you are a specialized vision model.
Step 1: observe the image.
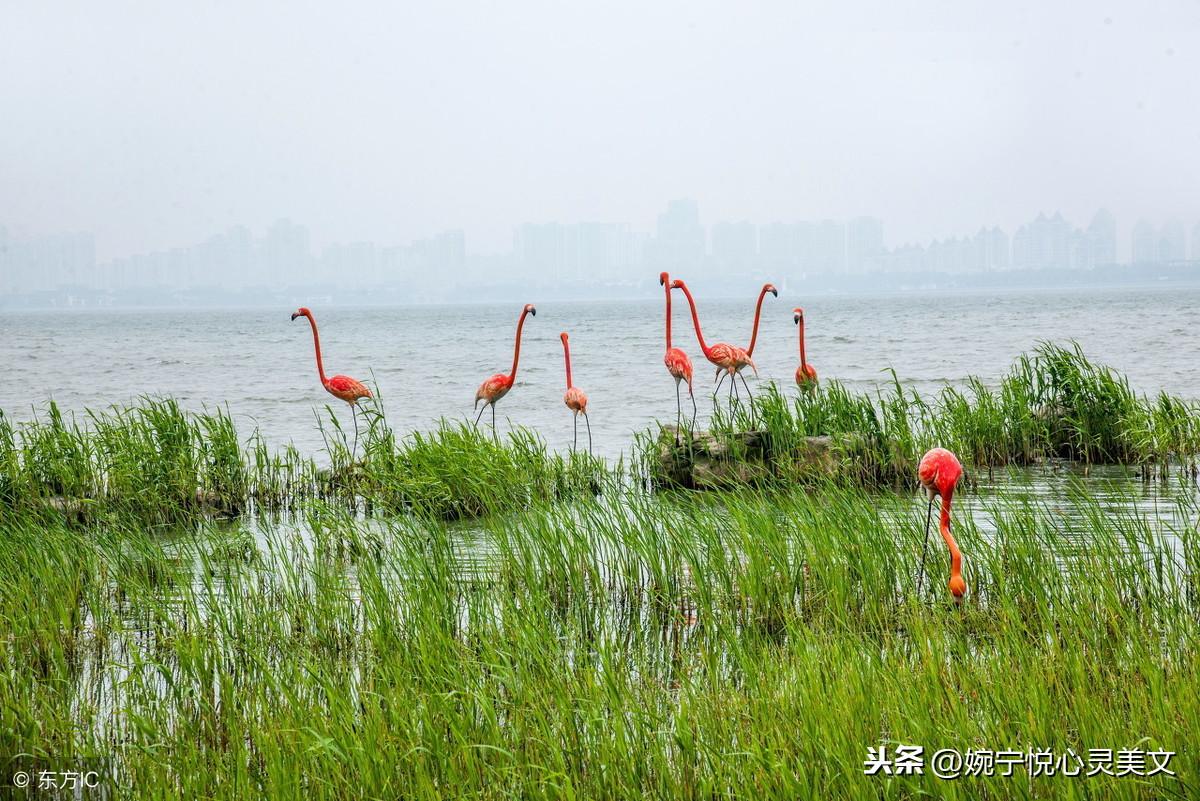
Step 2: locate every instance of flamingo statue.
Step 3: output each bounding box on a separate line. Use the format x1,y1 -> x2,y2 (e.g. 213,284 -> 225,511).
916,447 -> 967,601
671,279 -> 755,406
730,282 -> 777,386
474,303 -> 536,437
290,307 -> 372,457
559,332 -> 591,454
659,272 -> 696,435
793,307 -> 818,390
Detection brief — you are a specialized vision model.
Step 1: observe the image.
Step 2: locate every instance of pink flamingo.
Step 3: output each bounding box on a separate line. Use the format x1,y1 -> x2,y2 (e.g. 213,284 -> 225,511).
917,447 -> 967,601
291,307 -> 372,457
671,279 -> 755,406
474,303 -> 536,437
793,307 -> 818,389
730,282 -> 777,384
559,332 -> 591,454
659,272 -> 696,433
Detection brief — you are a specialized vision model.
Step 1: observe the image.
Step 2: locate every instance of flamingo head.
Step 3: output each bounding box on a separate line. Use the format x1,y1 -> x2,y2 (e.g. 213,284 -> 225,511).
793,307 -> 804,324
765,283 -> 778,297
670,279 -> 684,289
560,332 -> 568,344
523,304 -> 537,317
659,271 -> 669,286
291,307 -> 312,322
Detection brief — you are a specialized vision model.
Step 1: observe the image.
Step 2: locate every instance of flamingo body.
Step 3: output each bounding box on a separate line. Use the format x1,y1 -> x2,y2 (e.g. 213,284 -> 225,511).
564,386 -> 588,414
918,447 -> 967,600
475,374 -> 513,408
664,347 -> 693,388
659,272 -> 697,432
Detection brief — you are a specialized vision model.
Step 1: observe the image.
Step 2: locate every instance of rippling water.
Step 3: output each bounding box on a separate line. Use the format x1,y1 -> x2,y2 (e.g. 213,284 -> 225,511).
3,285 -> 1200,462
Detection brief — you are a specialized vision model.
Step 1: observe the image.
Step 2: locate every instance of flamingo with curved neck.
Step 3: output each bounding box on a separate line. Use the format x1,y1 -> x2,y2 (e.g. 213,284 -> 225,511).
793,307 -> 818,389
745,283 -> 778,357
474,303 -> 536,436
290,307 -> 372,456
917,447 -> 967,601
559,332 -> 591,453
671,279 -> 755,405
659,272 -> 696,434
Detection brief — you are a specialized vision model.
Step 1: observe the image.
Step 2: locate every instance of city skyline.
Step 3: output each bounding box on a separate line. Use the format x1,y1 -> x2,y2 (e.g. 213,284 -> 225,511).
5,201 -> 1200,305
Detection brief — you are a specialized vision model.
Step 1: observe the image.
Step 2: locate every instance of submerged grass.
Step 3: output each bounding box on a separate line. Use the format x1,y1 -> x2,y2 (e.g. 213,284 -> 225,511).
1,482 -> 1197,799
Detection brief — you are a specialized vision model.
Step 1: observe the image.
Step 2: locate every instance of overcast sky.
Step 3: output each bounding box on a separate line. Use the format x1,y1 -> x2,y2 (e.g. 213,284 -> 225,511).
2,1 -> 1198,260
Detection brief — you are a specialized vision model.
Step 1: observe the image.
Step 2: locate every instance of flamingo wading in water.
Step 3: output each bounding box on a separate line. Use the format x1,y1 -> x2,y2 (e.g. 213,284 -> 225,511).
290,307 -> 372,457
659,272 -> 696,434
916,447 -> 967,601
559,332 -> 591,454
793,307 -> 818,390
474,303 -> 536,437
671,279 -> 755,405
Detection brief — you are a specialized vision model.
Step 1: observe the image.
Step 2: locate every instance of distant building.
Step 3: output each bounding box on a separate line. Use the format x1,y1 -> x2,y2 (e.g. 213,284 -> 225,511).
710,221 -> 757,268
1012,212 -> 1071,270
846,217 -> 884,274
1192,222 -> 1200,261
1131,220 -> 1157,264
648,199 -> 705,273
1158,221 -> 1187,263
1086,209 -> 1117,266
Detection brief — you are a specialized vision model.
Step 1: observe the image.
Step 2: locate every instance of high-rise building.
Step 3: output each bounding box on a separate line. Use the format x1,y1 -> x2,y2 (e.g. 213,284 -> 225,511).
710,221 -> 757,267
1011,212 -> 1071,270
1158,221 -> 1186,263
1131,220 -> 1157,264
1191,222 -> 1200,261
1086,209 -> 1117,266
845,217 -> 884,274
648,199 -> 705,273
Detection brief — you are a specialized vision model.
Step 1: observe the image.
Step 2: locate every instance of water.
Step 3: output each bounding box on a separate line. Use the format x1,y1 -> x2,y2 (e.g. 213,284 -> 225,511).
3,285 -> 1200,462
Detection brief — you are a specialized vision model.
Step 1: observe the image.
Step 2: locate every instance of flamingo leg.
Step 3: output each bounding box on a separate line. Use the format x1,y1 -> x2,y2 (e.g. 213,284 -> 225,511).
584,412 -> 592,456
674,381 -> 683,443
689,389 -> 697,431
917,495 -> 934,596
351,404 -> 360,460
729,371 -> 736,405
714,372 -> 728,402
474,403 -> 487,428
573,413 -> 578,451
738,371 -> 755,406
491,404 -> 498,442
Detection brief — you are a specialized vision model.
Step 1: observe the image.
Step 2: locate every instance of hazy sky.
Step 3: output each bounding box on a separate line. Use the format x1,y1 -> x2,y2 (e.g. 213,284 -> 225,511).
2,2 -> 1198,260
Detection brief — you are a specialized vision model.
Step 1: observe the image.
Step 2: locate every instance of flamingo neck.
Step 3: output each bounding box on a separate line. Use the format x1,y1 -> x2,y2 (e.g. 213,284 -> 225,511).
664,282 -> 673,350
509,309 -> 530,381
676,282 -> 712,357
303,313 -> 328,386
798,318 -> 808,368
747,287 -> 769,356
939,489 -> 963,584
562,339 -> 573,389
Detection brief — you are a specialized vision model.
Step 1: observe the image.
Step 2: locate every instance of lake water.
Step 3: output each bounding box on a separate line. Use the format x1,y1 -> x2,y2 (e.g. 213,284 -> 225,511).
3,285 -> 1200,462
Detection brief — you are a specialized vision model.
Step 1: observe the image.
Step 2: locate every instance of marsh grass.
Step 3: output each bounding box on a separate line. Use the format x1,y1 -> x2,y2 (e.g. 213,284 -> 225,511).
1,483 -> 1196,799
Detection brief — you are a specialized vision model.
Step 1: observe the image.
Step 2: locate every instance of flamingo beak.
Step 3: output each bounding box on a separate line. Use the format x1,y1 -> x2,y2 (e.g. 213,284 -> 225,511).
770,288 -> 778,297
290,312 -> 300,321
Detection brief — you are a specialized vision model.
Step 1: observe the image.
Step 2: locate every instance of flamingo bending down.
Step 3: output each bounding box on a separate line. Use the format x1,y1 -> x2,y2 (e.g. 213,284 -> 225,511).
559,332 -> 591,454
671,279 -> 755,405
793,307 -> 818,389
916,447 -> 967,601
474,304 -> 536,437
659,272 -> 696,435
291,307 -> 372,457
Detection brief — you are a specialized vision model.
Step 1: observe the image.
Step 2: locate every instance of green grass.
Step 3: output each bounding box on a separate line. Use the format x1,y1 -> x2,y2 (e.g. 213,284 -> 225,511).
649,343 -> 1200,491
1,481 -> 1196,799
